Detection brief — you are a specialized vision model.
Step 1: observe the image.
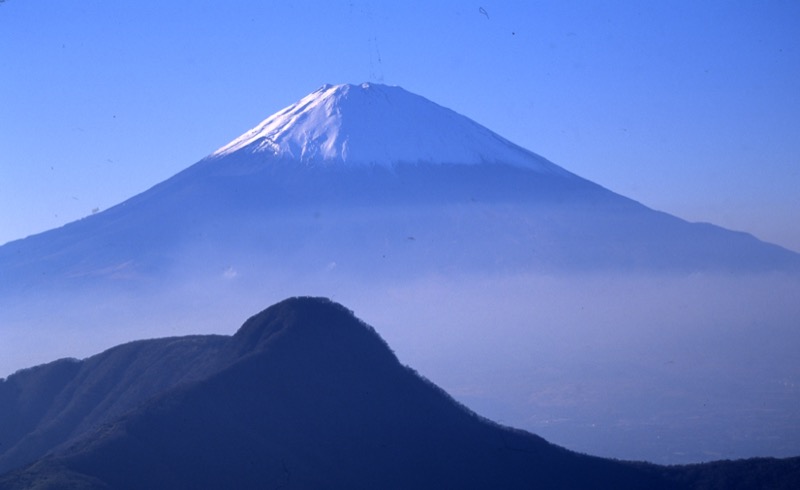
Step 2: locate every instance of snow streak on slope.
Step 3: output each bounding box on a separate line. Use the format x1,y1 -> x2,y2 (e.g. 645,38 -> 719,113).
212,83 -> 571,175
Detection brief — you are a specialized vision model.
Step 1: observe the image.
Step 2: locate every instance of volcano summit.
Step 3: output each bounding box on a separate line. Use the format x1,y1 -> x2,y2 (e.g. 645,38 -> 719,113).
212,82 -> 570,172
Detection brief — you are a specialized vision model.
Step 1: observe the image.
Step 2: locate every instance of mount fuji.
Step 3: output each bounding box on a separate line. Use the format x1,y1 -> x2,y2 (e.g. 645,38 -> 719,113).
2,82 -> 797,292
1,83 -> 799,464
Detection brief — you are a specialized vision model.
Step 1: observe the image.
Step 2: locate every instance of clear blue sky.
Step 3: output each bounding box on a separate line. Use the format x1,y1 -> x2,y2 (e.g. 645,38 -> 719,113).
2,1 -> 798,251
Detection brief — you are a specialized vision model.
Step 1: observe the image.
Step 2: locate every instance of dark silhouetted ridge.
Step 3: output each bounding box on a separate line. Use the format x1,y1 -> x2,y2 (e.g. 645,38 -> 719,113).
1,298 -> 799,489
225,296 -> 395,363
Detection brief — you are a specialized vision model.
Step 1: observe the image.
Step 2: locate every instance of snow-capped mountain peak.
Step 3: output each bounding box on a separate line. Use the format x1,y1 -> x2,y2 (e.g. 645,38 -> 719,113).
211,83 -> 568,174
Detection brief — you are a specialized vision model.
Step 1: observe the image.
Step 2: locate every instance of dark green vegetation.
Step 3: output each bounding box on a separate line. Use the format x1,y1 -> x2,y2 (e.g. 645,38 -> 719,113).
0,297 -> 797,489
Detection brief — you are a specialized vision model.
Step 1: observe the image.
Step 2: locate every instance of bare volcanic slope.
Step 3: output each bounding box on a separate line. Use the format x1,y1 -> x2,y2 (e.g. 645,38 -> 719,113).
1,83 -> 798,298
1,297 -> 798,489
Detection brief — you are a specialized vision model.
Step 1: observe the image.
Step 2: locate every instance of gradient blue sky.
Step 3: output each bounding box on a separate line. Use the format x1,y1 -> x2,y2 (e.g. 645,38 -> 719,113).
2,1 -> 798,251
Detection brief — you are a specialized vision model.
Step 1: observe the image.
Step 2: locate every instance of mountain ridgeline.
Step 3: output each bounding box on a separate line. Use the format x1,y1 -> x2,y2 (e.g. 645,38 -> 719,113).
1,297 -> 798,489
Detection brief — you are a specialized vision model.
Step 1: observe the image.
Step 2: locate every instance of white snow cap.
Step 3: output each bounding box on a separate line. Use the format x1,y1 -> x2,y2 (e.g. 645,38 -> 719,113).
213,83 -> 567,173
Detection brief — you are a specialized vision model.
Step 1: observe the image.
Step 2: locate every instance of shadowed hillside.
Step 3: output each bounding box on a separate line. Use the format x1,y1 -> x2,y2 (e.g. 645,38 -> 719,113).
0,335 -> 228,474
0,298 -> 798,489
